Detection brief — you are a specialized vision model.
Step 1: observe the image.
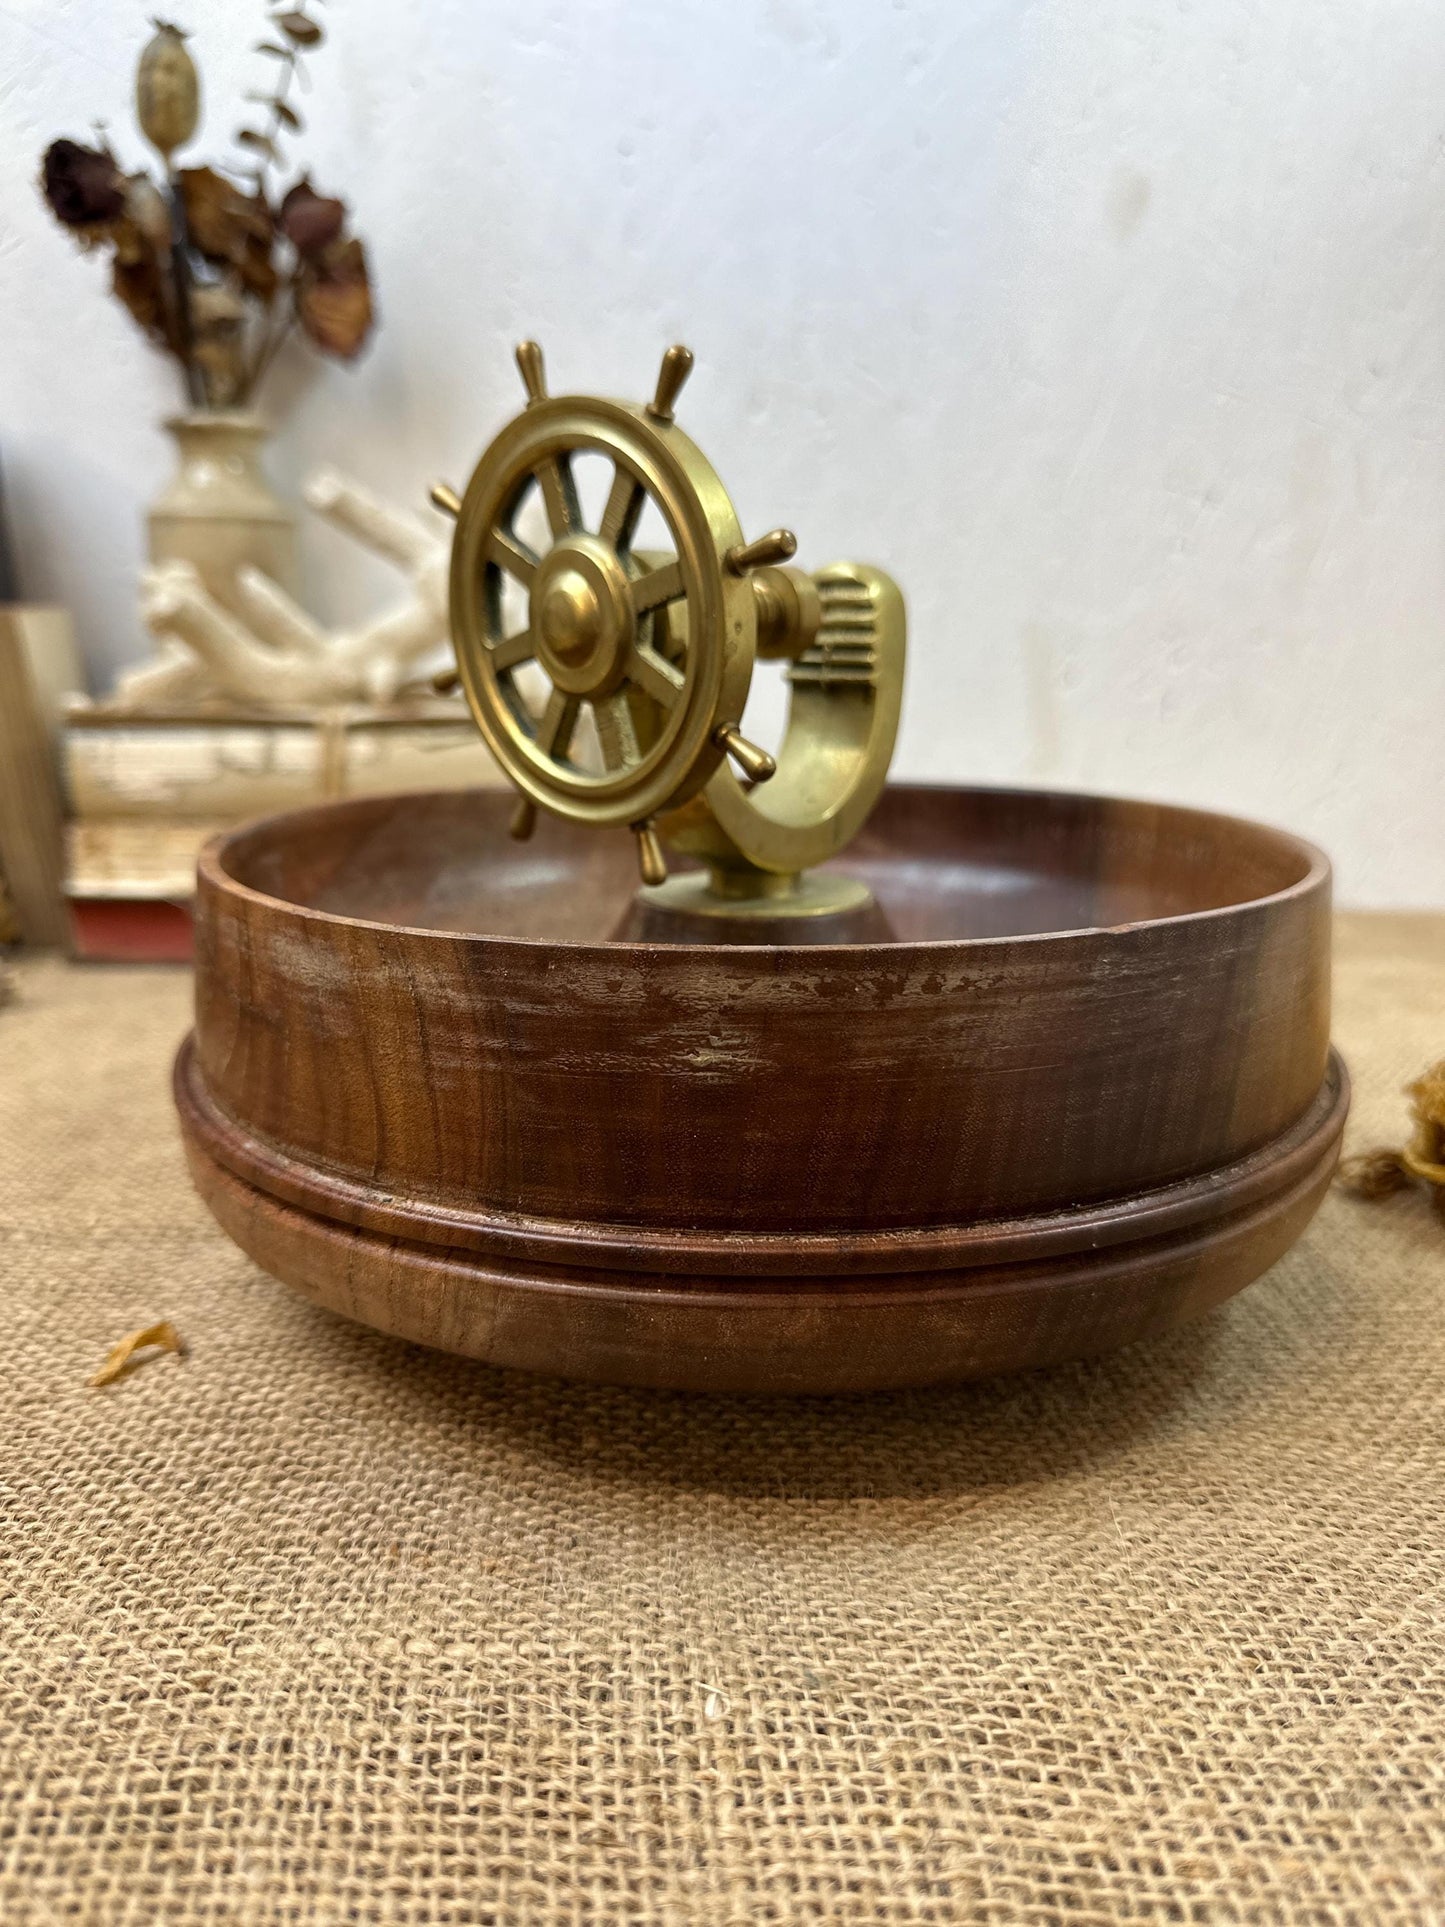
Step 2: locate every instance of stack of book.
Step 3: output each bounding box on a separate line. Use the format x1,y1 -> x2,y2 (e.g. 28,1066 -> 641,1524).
64,698 -> 502,960
0,605 -> 79,951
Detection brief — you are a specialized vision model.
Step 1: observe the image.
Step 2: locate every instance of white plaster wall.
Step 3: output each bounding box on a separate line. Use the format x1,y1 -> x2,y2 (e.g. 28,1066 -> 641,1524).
3,0 -> 1443,905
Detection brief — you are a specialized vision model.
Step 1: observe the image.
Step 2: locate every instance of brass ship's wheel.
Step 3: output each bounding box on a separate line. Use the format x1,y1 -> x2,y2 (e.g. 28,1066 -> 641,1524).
437,344 -> 790,879
433,341 -> 903,902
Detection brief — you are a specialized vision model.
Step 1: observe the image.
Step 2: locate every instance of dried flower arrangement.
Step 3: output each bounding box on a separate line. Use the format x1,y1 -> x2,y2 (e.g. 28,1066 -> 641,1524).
40,12 -> 374,410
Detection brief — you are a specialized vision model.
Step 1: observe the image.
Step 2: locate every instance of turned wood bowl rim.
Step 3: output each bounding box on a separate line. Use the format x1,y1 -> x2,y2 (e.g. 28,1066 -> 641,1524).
199,782 -> 1331,958
177,1035 -> 1347,1280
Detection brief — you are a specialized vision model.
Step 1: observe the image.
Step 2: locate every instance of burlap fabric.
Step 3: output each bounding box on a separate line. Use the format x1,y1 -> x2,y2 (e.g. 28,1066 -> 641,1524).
2,914 -> 1443,1924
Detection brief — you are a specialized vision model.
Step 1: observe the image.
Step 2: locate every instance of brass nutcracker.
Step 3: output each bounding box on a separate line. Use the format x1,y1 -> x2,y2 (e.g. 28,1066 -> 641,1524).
431,342 -> 905,924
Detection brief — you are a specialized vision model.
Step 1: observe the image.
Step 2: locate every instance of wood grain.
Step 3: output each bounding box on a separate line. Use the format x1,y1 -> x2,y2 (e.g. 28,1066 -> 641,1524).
178,783 -> 1344,1390
183,1105 -> 1343,1394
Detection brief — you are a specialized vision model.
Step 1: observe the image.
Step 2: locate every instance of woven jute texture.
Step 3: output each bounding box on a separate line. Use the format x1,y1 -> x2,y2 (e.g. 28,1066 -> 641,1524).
2,915 -> 1443,1925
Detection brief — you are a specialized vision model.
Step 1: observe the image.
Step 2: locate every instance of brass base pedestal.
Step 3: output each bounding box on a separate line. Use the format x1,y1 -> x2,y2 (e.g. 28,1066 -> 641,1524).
612,869 -> 895,945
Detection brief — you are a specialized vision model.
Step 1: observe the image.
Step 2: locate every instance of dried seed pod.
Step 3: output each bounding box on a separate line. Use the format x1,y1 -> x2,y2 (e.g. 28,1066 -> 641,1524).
136,22 -> 200,161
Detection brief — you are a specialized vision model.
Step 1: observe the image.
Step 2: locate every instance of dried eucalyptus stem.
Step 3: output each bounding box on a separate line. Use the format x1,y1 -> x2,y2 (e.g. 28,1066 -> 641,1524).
239,8 -> 324,199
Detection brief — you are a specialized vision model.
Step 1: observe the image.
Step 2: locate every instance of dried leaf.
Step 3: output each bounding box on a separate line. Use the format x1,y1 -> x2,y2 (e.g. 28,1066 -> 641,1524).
278,176 -> 344,254
247,92 -> 302,131
237,128 -> 279,161
255,40 -> 292,57
237,216 -> 279,300
179,166 -> 239,254
237,197 -> 276,241
111,251 -> 163,337
1336,1150 -> 1413,1201
296,276 -> 372,359
1337,1061 -> 1445,1203
1408,1061 -> 1445,1132
41,138 -> 127,229
273,10 -> 324,45
180,168 -> 278,300
89,1319 -> 185,1389
110,219 -> 183,355
295,235 -> 373,358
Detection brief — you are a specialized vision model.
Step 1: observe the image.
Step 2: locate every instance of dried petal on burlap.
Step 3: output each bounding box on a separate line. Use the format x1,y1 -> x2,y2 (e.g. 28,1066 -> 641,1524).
88,1319 -> 185,1389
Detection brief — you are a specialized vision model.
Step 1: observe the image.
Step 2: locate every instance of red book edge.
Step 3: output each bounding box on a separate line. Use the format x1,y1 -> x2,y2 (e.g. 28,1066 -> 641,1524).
68,897 -> 195,963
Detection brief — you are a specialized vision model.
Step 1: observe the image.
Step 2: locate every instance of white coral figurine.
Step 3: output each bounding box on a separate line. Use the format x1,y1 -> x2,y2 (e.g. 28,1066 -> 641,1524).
112,466 -> 450,711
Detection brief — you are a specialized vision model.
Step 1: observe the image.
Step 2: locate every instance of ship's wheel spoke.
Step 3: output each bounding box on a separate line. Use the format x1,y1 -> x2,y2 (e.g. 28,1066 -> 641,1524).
599,466 -> 645,552
628,644 -> 684,709
487,529 -> 539,587
535,689 -> 580,760
491,627 -> 536,671
630,559 -> 685,617
534,454 -> 581,540
593,692 -> 641,771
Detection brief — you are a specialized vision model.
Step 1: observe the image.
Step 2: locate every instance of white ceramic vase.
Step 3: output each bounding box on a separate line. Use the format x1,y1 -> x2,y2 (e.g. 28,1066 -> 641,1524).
147,412 -> 298,619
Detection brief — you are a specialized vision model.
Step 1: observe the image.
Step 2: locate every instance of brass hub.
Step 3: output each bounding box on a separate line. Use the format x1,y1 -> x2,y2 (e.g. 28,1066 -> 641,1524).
531,534 -> 634,697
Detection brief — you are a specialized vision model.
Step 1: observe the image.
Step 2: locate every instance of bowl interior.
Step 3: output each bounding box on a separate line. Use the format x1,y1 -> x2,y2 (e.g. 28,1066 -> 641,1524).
217,784 -> 1320,945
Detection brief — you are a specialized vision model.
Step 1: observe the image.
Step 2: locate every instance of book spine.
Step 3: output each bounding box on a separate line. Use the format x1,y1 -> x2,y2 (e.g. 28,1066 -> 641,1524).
68,897 -> 194,964
0,609 -> 68,946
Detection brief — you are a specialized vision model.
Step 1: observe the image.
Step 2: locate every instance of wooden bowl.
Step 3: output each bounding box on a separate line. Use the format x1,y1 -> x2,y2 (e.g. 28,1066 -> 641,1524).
177,785 -> 1345,1392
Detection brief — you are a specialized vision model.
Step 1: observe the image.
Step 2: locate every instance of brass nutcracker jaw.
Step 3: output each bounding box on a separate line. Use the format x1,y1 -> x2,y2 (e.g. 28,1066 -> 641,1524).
654,558 -> 906,921
432,341 -> 906,925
